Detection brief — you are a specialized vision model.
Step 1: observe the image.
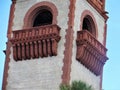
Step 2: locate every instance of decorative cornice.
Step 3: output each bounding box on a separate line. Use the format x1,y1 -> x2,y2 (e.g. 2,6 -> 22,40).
76,30 -> 108,75
10,24 -> 61,61
62,0 -> 76,84
87,0 -> 108,22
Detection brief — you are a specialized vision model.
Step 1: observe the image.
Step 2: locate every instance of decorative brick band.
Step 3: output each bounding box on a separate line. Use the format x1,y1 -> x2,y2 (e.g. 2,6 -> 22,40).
87,0 -> 108,22
10,24 -> 61,61
76,30 -> 108,75
103,23 -> 107,46
2,1 -> 16,90
62,0 -> 76,84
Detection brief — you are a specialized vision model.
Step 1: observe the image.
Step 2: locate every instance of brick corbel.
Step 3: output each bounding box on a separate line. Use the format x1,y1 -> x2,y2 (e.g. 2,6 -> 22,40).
10,25 -> 61,61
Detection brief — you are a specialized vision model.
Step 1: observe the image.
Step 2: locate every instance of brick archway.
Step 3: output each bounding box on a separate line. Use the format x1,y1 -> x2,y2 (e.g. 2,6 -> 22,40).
80,10 -> 98,38
23,1 -> 58,29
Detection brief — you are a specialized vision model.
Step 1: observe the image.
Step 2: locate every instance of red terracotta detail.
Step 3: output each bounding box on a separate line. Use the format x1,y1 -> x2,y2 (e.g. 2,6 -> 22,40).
2,42 -> 12,90
62,0 -> 76,84
100,67 -> 103,90
80,10 -> 98,38
2,1 -> 16,90
88,0 -> 104,10
23,1 -> 58,28
103,23 -> 107,46
7,0 -> 16,38
76,30 -> 108,75
10,24 -> 61,61
87,0 -> 108,21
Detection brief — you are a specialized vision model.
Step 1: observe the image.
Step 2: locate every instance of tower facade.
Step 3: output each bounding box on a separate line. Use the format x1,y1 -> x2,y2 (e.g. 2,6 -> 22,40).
2,0 -> 108,90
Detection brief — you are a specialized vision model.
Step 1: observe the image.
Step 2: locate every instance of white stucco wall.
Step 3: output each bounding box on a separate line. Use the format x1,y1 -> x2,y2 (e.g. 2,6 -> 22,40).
7,0 -> 106,90
7,0 -> 70,90
70,0 -> 105,90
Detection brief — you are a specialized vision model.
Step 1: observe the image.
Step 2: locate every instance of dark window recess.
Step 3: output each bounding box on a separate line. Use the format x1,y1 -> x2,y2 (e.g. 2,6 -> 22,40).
33,9 -> 53,27
82,15 -> 96,37
82,18 -> 92,33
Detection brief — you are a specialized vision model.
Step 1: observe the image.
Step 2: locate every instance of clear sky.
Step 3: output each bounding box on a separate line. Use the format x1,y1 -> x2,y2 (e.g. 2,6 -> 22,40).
0,0 -> 120,90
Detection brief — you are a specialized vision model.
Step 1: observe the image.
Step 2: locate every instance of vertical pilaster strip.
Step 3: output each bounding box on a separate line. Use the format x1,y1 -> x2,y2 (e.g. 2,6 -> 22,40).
2,0 -> 16,90
101,22 -> 107,90
62,0 -> 76,84
7,0 -> 16,38
103,23 -> 107,46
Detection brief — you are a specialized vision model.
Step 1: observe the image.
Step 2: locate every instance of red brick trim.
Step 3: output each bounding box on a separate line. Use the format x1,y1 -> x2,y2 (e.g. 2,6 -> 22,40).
103,23 -> 107,46
102,0 -> 105,9
7,0 -> 16,38
100,23 -> 107,90
87,0 -> 108,22
62,0 -> 76,84
80,10 -> 98,38
100,67 -> 103,90
23,1 -> 58,29
2,1 -> 16,90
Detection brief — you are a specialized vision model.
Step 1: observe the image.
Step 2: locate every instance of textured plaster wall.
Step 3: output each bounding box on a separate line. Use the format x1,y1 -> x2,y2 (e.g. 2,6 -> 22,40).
7,0 -> 70,90
70,0 -> 105,90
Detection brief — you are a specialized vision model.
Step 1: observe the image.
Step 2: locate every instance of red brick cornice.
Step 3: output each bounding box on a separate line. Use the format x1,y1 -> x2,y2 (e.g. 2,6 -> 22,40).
10,24 -> 61,61
62,0 -> 76,84
2,1 -> 16,90
76,30 -> 108,75
87,0 -> 108,22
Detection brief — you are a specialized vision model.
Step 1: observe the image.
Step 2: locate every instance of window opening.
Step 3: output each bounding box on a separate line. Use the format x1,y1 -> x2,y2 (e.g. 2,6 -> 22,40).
82,18 -> 92,33
33,9 -> 53,27
82,16 -> 96,37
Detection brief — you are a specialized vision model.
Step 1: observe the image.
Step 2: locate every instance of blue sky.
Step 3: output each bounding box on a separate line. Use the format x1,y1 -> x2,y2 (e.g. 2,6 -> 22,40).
0,0 -> 120,90
0,0 -> 11,89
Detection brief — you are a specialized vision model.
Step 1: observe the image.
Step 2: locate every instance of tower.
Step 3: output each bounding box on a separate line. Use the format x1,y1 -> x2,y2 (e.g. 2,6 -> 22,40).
2,0 -> 108,90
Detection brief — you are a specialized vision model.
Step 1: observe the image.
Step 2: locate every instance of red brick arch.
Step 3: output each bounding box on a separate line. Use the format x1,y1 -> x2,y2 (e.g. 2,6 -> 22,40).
23,1 -> 58,29
80,10 -> 98,38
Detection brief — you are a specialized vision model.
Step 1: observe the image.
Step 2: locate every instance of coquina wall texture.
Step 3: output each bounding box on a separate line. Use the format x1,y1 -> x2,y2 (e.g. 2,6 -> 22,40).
7,0 -> 70,90
70,0 -> 105,90
5,0 -> 107,90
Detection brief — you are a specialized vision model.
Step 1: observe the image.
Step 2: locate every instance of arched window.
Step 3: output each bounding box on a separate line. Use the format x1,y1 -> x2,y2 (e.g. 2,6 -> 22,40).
82,15 -> 96,37
33,9 -> 53,27
23,1 -> 58,28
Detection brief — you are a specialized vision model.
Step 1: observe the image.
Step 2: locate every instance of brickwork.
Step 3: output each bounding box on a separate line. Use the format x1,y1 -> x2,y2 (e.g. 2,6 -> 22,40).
2,0 -> 108,90
6,0 -> 70,90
